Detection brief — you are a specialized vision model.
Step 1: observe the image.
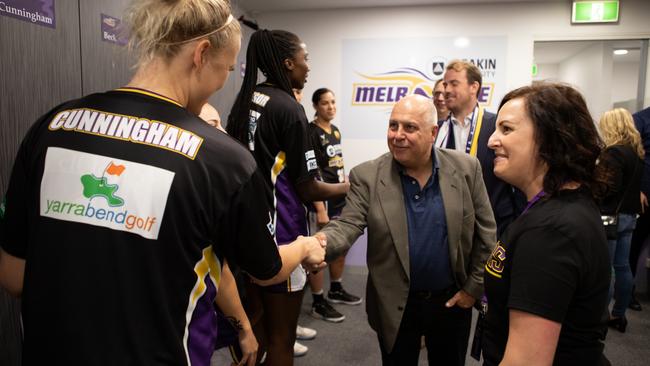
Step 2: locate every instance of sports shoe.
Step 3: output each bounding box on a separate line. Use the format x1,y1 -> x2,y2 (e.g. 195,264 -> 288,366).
327,288 -> 363,305
293,341 -> 308,357
296,325 -> 317,340
311,301 -> 345,322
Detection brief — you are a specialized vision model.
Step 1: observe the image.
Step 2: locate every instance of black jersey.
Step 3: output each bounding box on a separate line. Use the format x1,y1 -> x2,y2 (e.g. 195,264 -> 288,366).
308,122 -> 345,213
0,88 -> 282,366
246,84 -> 319,292
483,188 -> 609,366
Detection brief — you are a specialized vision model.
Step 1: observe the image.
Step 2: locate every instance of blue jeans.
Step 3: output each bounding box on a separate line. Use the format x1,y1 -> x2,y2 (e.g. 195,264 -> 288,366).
608,213 -> 637,318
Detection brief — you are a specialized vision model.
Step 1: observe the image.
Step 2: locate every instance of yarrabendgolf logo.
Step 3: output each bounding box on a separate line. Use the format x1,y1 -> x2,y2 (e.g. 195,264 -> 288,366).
41,147 -> 175,239
81,162 -> 125,207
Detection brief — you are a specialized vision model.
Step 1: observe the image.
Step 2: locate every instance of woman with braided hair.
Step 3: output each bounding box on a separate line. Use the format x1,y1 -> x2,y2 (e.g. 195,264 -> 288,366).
227,29 -> 349,365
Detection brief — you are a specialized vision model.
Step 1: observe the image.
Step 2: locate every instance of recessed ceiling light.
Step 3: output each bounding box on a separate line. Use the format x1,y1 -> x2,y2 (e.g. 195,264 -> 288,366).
614,49 -> 629,55
454,37 -> 470,48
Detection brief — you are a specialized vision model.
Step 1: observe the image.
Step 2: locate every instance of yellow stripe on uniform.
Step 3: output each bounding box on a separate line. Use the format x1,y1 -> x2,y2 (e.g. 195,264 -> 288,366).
485,263 -> 502,279
182,246 -> 222,365
271,151 -> 286,184
468,107 -> 484,157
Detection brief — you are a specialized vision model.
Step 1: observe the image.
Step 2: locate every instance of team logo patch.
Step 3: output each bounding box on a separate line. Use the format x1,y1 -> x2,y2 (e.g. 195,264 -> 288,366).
333,130 -> 341,140
485,240 -> 506,278
266,212 -> 275,235
307,159 -> 318,171
40,147 -> 175,239
319,134 -> 330,146
326,145 -> 337,158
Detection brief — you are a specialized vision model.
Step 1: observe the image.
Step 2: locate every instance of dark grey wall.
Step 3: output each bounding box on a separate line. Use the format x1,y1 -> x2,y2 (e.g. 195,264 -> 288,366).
0,1 -> 82,364
0,1 -> 251,364
79,0 -> 134,94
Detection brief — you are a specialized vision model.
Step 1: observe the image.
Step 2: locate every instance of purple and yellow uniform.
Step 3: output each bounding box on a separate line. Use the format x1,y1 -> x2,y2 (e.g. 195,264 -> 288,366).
246,83 -> 319,292
0,88 -> 281,366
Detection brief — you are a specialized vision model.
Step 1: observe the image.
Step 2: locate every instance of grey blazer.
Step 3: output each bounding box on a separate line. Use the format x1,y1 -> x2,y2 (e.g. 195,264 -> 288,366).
322,148 -> 497,352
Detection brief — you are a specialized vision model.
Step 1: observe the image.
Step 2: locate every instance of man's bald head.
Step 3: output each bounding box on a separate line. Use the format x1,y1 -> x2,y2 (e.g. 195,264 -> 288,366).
387,95 -> 439,171
392,94 -> 437,128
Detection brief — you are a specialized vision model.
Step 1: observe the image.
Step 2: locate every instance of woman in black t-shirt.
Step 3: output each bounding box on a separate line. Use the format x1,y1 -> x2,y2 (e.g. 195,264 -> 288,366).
598,108 -> 645,333
227,30 -> 349,366
482,83 -> 611,365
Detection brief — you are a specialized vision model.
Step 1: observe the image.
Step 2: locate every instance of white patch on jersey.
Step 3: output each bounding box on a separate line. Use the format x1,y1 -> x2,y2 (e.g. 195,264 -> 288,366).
266,211 -> 275,235
305,150 -> 315,160
40,147 -> 175,240
307,159 -> 318,171
326,145 -> 336,158
252,92 -> 270,107
247,110 -> 261,151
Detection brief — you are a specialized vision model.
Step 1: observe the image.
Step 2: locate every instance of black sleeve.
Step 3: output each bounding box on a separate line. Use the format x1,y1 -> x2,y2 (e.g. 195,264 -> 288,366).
280,108 -> 319,185
218,169 -> 282,280
0,112 -> 51,259
507,226 -> 580,323
308,124 -> 328,171
0,143 -> 30,259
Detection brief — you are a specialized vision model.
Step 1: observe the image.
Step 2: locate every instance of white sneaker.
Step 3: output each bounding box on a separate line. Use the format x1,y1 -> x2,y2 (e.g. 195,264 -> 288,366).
296,325 -> 317,340
293,341 -> 308,357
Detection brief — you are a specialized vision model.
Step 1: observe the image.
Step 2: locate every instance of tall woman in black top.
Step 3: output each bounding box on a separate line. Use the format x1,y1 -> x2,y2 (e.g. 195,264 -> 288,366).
227,30 -> 348,365
483,83 -> 610,365
598,108 -> 645,332
0,1 -> 326,365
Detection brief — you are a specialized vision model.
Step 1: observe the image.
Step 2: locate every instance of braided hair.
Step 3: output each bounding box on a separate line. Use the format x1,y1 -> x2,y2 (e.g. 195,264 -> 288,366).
227,29 -> 303,143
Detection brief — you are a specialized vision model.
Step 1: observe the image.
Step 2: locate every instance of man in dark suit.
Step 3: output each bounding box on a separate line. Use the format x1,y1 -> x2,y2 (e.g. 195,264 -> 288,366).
436,60 -> 521,236
629,106 -> 650,311
318,95 -> 496,365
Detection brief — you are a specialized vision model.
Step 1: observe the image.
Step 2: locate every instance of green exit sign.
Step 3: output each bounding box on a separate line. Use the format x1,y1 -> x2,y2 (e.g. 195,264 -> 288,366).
572,1 -> 619,23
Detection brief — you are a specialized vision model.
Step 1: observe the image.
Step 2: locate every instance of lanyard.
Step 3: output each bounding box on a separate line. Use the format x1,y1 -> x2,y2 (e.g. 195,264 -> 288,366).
467,107 -> 484,157
522,190 -> 545,215
438,105 -> 484,156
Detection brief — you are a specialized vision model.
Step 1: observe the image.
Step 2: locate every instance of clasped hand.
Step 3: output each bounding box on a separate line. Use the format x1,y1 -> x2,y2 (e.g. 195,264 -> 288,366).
297,234 -> 327,272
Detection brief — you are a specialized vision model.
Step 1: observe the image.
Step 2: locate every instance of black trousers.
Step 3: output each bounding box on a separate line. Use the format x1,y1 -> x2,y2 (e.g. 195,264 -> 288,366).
379,288 -> 472,366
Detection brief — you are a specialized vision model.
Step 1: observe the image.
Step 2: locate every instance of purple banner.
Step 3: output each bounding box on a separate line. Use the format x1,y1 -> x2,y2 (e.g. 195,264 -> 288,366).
101,13 -> 127,46
0,0 -> 55,29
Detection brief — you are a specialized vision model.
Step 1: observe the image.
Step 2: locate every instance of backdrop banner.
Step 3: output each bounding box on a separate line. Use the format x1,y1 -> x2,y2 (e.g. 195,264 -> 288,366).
341,36 -> 507,140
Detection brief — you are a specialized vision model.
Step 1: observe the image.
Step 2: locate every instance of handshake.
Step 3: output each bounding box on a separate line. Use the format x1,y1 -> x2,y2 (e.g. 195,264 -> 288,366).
296,232 -> 328,272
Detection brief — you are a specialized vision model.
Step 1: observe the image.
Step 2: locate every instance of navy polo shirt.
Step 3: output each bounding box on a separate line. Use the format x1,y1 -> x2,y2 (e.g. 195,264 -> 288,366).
398,150 -> 454,291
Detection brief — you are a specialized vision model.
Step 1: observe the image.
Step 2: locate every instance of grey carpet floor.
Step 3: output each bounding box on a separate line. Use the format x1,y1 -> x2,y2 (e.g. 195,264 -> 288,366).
212,266 -> 650,365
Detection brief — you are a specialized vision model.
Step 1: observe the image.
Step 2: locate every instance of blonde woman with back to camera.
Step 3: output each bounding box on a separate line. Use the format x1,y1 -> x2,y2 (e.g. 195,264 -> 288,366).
598,108 -> 645,333
0,1 -> 325,365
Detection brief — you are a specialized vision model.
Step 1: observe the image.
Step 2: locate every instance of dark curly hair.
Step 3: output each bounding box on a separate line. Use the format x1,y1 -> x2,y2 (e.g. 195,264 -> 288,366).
498,82 -> 607,199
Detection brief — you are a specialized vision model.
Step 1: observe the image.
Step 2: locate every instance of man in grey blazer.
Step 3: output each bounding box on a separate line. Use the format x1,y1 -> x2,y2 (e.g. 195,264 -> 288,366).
318,95 -> 496,365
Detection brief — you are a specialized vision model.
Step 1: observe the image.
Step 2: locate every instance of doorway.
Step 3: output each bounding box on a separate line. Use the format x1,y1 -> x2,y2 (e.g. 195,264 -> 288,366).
533,39 -> 648,120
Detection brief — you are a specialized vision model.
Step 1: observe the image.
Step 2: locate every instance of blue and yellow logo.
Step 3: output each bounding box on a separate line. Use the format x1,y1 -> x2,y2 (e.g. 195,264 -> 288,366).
351,67 -> 495,106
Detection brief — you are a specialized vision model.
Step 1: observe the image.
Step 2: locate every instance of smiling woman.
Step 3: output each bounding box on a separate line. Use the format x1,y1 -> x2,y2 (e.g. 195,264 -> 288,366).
483,82 -> 611,366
